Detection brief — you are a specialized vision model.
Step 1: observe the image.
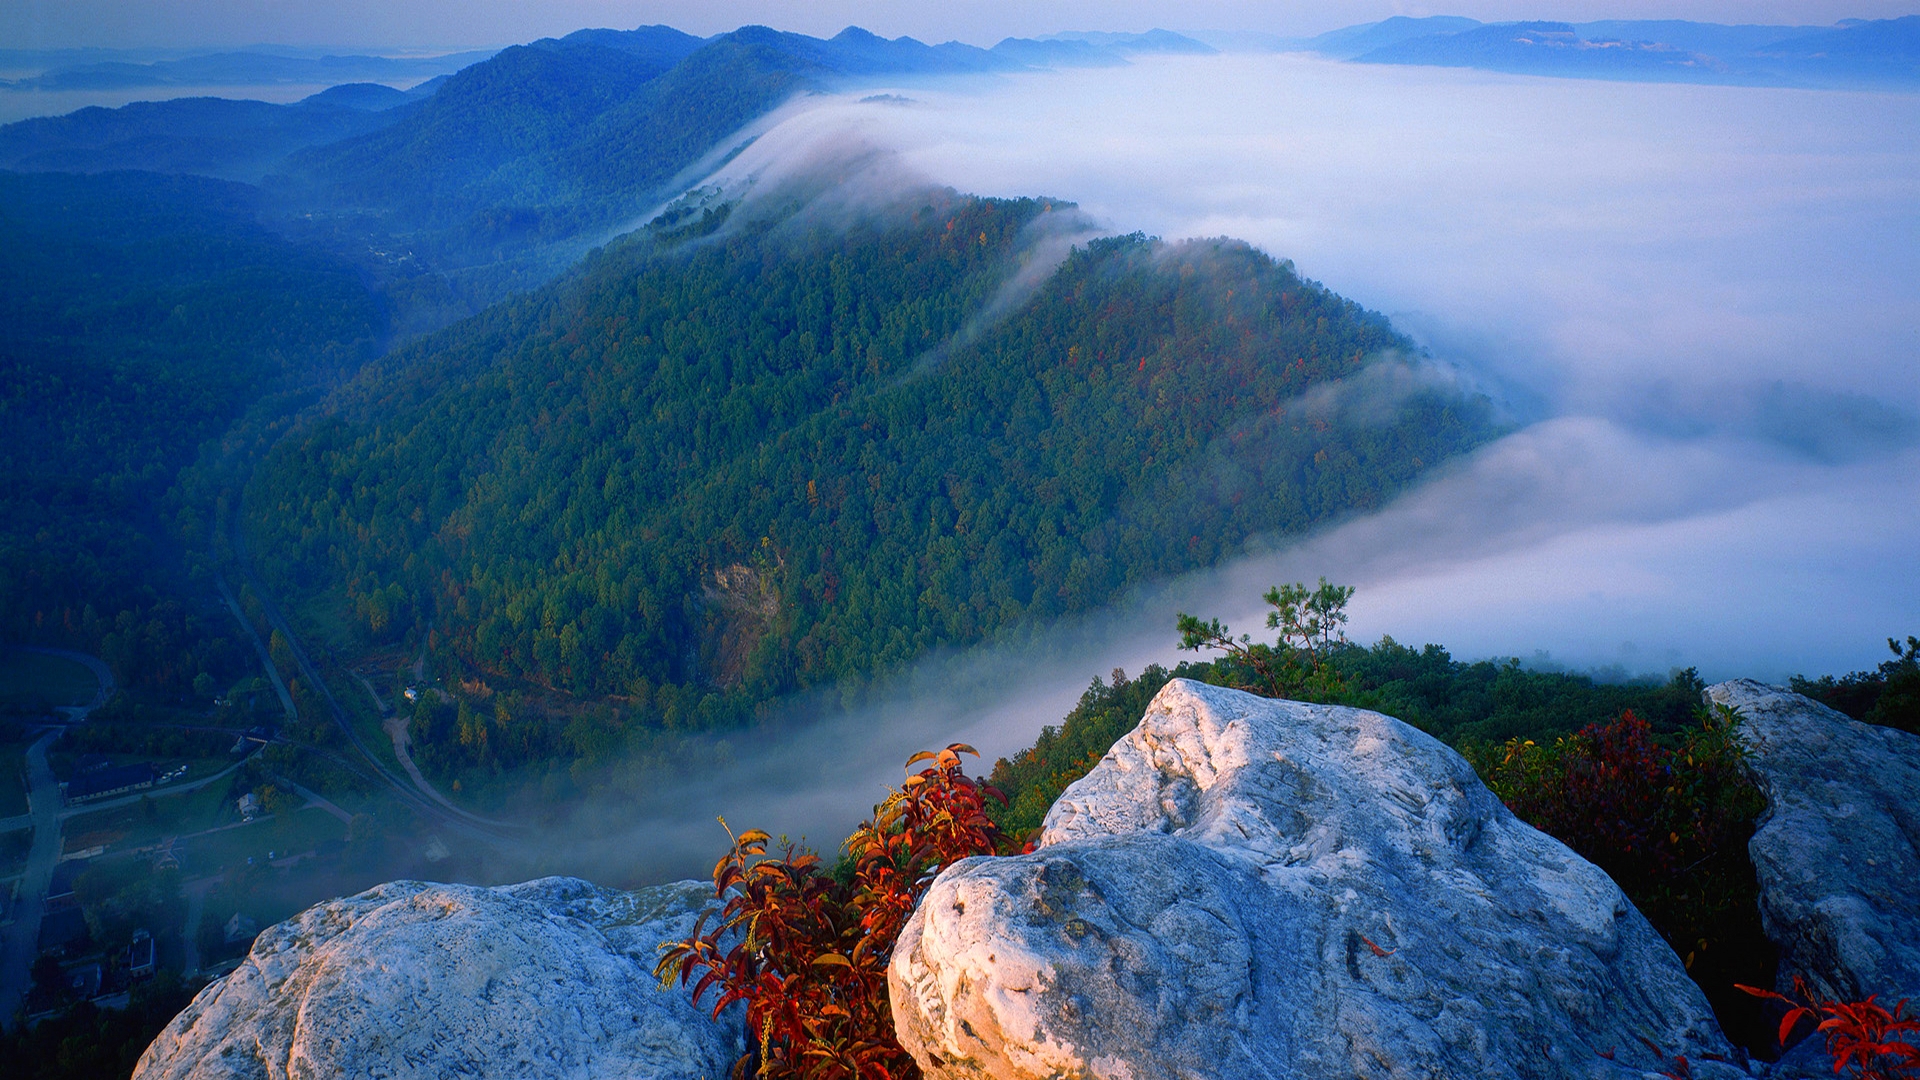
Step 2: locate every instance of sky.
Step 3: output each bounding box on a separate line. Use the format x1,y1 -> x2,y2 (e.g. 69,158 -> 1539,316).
4,0 -> 1917,51
499,52 -> 1920,884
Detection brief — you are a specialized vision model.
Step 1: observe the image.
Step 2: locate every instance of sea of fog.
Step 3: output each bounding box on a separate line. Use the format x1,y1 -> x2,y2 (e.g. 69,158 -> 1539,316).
21,53 -> 1907,880
526,54 -> 1920,883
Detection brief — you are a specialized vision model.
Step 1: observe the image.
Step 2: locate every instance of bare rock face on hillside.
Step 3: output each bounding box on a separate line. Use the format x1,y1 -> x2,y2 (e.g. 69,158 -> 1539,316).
890,679 -> 1744,1080
133,877 -> 740,1080
1708,679 -> 1920,1007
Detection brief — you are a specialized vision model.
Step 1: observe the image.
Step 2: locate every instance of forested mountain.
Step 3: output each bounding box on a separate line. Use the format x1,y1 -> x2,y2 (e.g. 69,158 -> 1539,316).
0,95 -> 411,181
0,22 -> 1240,697
0,19 -> 1499,725
246,192 -> 1498,746
276,25 -> 1035,298
0,170 -> 384,692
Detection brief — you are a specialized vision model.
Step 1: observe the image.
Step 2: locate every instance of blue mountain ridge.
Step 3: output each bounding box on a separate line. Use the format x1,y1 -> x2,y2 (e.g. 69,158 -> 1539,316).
1301,14 -> 1920,89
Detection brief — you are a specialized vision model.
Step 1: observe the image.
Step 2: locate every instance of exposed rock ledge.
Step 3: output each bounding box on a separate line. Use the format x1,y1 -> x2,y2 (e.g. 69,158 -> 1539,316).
133,680 -> 1916,1079
132,876 -> 740,1080
890,678 -> 1745,1079
1709,679 -> 1920,1007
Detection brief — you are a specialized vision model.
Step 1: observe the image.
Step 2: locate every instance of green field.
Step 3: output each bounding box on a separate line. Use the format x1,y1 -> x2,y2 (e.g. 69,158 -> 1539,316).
0,649 -> 99,710
190,808 -> 345,876
62,775 -> 238,853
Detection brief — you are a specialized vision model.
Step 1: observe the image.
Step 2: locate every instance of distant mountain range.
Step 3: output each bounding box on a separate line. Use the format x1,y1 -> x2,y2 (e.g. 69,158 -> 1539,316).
0,26 -> 1211,95
0,47 -> 495,91
0,24 -> 1219,319
1291,14 -> 1920,89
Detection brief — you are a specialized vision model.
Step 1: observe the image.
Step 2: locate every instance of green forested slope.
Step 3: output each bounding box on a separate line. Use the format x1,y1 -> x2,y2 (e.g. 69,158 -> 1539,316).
247,194 -> 1498,740
280,25 -> 992,290
0,170 -> 384,693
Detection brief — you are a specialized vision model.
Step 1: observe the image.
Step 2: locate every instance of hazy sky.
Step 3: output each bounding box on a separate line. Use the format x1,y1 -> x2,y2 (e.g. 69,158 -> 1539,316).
5,0 -> 1915,50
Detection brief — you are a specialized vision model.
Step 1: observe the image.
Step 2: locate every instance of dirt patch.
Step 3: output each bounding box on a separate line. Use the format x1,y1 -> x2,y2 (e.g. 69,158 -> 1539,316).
699,563 -> 780,690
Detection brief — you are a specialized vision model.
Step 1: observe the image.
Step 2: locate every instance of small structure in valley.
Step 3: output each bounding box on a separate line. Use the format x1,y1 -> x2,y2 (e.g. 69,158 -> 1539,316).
63,761 -> 158,804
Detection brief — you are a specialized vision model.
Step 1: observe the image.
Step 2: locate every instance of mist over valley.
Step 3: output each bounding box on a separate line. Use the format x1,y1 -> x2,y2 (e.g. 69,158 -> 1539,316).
1,11 -> 1916,1072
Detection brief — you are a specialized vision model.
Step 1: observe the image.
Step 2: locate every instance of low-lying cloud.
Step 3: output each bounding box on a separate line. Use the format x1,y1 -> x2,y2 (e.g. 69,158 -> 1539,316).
488,54 -> 1920,886
758,52 -> 1920,672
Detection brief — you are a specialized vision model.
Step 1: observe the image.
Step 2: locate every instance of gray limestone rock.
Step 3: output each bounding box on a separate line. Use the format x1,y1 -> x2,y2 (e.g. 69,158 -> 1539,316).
1708,679 -> 1920,1006
891,678 -> 1744,1079
133,876 -> 740,1080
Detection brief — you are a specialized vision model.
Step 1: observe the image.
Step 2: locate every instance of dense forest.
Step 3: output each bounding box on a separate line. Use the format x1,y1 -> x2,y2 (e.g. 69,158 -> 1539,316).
0,24 -> 1112,700
0,170 -> 384,696
245,192 -> 1499,759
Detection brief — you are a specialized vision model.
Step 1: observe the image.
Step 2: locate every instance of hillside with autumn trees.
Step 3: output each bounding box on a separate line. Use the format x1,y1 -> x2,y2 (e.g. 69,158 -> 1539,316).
243,192 -> 1501,756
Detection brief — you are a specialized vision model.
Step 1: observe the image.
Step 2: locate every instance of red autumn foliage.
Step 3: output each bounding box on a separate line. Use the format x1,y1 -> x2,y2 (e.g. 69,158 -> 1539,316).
656,745 -> 1007,1080
1739,978 -> 1920,1079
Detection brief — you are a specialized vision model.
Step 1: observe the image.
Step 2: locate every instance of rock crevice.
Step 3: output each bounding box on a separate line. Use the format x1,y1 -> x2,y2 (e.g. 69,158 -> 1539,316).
1709,679 -> 1920,1007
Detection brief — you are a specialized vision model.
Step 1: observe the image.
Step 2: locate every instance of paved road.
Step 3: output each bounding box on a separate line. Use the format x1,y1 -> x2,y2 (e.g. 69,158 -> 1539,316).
180,879 -> 209,978
0,731 -> 64,1027
21,647 -> 113,721
215,579 -> 296,723
224,519 -> 512,836
0,760 -> 246,835
0,649 -> 118,1028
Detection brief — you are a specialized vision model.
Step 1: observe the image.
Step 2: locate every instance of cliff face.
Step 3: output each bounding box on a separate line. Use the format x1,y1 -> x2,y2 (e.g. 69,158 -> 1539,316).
890,679 -> 1743,1079
132,877 -> 740,1080
1709,680 -> 1920,1007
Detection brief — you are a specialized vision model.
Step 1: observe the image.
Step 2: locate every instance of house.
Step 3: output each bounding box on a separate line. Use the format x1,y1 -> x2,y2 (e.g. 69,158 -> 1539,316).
63,762 -> 158,804
237,792 -> 261,822
127,930 -> 156,979
64,961 -> 102,1000
223,913 -> 258,945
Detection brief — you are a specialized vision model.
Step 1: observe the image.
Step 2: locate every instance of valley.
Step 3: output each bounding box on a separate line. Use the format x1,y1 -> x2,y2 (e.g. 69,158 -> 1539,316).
0,8 -> 1916,1078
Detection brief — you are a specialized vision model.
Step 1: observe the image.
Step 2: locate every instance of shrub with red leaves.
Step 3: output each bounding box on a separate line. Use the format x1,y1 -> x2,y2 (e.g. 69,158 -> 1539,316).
657,745 -> 1007,1080
1470,706 -> 1764,947
1466,704 -> 1775,1051
1740,978 -> 1920,1079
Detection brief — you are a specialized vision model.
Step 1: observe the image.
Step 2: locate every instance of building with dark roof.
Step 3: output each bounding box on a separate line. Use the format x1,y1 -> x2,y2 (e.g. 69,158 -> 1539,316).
46,857 -> 90,911
63,762 -> 157,803
127,930 -> 156,979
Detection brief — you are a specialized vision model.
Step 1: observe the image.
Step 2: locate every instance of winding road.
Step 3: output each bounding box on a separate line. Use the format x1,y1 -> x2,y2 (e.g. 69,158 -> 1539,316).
223,514 -> 515,838
0,650 -> 114,1027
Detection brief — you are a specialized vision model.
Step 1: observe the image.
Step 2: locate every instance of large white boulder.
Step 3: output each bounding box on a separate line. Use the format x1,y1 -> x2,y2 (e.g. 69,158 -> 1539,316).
1708,679 -> 1920,1006
891,679 -> 1744,1079
133,876 -> 740,1080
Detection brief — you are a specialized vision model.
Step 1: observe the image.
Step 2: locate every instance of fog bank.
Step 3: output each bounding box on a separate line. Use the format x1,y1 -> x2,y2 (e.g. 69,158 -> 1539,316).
758,54 -> 1920,668
526,55 -> 1920,885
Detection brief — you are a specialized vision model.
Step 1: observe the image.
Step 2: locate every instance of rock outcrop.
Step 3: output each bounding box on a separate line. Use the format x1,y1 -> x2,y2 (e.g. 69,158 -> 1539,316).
1708,679 -> 1920,1006
133,876 -> 740,1080
890,679 -> 1743,1079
